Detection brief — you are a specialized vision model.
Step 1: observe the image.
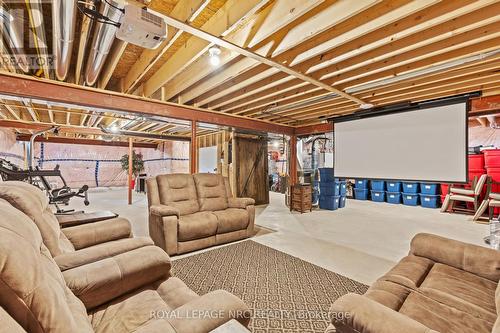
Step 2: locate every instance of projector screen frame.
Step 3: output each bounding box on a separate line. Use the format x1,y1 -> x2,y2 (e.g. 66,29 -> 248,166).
330,93 -> 479,184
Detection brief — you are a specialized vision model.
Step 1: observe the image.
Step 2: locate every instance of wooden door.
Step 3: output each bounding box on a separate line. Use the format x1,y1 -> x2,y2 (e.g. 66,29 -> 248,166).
233,136 -> 269,205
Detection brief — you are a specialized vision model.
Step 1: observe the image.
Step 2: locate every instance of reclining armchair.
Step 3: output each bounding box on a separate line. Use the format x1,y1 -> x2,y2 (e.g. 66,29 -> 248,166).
147,173 -> 255,255
0,198 -> 251,333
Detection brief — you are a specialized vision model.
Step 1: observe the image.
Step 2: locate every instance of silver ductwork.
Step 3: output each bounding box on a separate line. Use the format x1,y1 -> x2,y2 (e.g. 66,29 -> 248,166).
0,6 -> 29,72
52,0 -> 77,81
85,0 -> 123,86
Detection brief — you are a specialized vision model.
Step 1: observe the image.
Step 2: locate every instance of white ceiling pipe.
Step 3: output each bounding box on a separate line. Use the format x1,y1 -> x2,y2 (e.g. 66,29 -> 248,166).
85,0 -> 124,86
52,0 -> 77,81
0,7 -> 29,72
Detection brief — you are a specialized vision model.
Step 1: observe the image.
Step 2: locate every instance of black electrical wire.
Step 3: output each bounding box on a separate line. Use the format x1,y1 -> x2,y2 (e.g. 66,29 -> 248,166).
76,1 -> 121,28
103,0 -> 125,14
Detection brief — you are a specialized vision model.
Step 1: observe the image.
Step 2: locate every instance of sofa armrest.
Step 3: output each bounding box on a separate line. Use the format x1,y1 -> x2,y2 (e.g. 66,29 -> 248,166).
150,204 -> 180,218
228,197 -> 255,209
62,217 -> 132,250
56,211 -> 118,228
166,290 -> 251,333
410,233 -> 500,281
63,245 -> 171,309
149,213 -> 178,255
330,293 -> 437,333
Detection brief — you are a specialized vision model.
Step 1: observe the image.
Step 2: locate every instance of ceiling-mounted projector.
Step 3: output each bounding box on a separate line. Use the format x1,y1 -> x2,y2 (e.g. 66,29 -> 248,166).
116,4 -> 167,49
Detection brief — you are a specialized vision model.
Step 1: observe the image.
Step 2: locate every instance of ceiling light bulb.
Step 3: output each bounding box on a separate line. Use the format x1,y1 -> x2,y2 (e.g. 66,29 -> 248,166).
208,46 -> 221,57
109,125 -> 119,133
360,103 -> 374,109
209,55 -> 220,66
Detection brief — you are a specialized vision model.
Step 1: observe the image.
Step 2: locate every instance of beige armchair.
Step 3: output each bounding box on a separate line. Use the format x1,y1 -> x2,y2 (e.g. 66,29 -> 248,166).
441,174 -> 488,214
328,233 -> 500,333
147,173 -> 255,255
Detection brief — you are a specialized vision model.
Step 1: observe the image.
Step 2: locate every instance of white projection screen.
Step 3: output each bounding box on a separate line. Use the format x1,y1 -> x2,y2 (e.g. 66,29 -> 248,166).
334,103 -> 467,183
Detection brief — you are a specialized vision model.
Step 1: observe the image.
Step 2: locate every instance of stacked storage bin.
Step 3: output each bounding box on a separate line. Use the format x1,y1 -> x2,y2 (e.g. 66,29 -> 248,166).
319,168 -> 340,210
386,181 -> 402,204
339,180 -> 347,208
370,180 -> 385,202
402,182 -> 419,206
419,183 -> 440,208
353,179 -> 369,200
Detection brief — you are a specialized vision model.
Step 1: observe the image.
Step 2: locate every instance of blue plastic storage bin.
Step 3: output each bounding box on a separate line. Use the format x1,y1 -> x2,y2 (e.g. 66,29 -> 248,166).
402,182 -> 419,194
339,181 -> 347,196
386,192 -> 401,204
402,193 -> 419,206
386,181 -> 402,192
420,183 -> 439,195
354,188 -> 369,200
371,190 -> 385,202
355,179 -> 369,189
319,182 -> 340,196
371,180 -> 385,191
319,168 -> 336,182
319,195 -> 340,210
339,195 -> 346,208
420,194 -> 440,208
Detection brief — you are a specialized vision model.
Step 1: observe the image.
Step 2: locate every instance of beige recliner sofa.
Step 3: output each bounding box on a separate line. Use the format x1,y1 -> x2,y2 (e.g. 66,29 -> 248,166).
147,173 -> 255,255
327,233 -> 500,333
0,198 -> 251,333
0,181 -> 153,272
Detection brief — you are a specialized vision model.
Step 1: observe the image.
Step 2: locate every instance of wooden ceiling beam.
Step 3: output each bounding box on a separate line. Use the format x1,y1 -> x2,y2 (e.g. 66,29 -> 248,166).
25,0 -> 50,78
121,0 -> 209,93
220,9 -> 500,114
16,134 -> 159,148
0,72 -> 294,135
194,0 -> 474,109
156,13 -> 367,106
354,57 -> 500,97
165,0 -> 337,102
190,0 -> 418,107
142,0 -> 269,97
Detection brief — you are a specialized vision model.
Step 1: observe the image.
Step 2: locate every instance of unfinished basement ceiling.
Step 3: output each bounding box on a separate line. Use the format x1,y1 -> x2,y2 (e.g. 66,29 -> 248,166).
0,0 -> 499,138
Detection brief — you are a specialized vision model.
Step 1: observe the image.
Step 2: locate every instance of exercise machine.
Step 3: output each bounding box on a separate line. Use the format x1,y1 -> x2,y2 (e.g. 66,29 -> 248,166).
0,157 -> 90,213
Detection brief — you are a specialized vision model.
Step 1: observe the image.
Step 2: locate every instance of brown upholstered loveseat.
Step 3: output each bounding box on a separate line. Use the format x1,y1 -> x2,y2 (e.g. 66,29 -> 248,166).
327,233 -> 500,333
147,173 -> 255,255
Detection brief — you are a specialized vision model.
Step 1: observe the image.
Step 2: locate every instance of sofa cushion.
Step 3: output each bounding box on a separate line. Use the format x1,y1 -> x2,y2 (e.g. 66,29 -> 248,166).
178,212 -> 218,241
156,174 -> 199,215
419,263 -> 497,324
0,181 -> 75,257
63,245 -> 171,310
89,277 -> 197,333
399,291 -> 492,333
213,208 -> 249,234
0,199 -> 93,333
378,255 -> 434,290
193,174 -> 228,212
365,280 -> 411,311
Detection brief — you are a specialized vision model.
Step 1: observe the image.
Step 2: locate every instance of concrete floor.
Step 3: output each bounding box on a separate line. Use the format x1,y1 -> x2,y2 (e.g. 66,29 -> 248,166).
69,188 -> 489,285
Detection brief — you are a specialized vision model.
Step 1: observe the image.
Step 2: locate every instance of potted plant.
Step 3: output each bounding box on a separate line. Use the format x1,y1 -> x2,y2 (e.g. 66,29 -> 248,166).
120,150 -> 145,189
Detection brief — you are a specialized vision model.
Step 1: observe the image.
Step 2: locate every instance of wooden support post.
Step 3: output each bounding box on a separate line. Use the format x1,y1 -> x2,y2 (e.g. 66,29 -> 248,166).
190,120 -> 197,174
128,138 -> 133,205
290,135 -> 297,185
